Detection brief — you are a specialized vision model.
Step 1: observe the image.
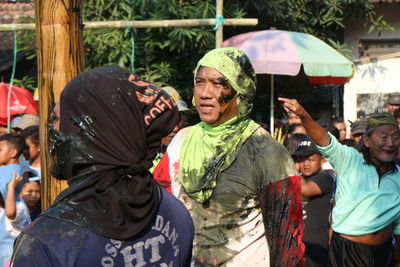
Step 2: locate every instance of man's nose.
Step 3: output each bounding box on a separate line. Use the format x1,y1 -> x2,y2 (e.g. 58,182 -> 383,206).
200,83 -> 214,98
387,136 -> 397,147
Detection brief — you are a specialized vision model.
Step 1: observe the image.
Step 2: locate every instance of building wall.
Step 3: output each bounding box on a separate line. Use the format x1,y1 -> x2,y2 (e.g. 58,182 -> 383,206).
343,3 -> 400,128
344,3 -> 400,60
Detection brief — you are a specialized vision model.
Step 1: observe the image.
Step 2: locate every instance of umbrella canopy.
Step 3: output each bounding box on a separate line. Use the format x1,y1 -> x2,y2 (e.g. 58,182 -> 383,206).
0,82 -> 38,126
223,29 -> 354,134
223,29 -> 354,83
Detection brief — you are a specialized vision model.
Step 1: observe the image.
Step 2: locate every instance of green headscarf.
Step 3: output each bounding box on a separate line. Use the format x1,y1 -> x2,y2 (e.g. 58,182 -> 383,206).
180,47 -> 260,203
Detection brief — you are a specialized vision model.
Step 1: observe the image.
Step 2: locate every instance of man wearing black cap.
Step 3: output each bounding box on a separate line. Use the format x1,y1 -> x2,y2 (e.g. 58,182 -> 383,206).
387,92 -> 400,116
294,140 -> 334,267
350,119 -> 367,144
280,97 -> 400,267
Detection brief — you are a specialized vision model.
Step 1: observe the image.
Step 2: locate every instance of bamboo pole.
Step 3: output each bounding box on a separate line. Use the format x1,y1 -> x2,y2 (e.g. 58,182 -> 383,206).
35,0 -> 84,210
0,18 -> 258,31
215,0 -> 223,48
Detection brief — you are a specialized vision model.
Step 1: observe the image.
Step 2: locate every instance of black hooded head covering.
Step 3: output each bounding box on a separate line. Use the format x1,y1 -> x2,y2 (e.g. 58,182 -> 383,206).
44,66 -> 179,239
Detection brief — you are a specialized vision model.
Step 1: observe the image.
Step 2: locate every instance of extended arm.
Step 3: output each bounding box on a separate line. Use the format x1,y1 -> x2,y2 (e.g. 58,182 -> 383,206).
301,177 -> 322,197
6,172 -> 22,220
278,97 -> 330,147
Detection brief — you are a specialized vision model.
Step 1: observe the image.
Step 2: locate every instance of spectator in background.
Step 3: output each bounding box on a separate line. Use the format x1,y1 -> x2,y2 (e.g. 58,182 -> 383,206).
10,117 -> 22,134
394,108 -> 400,129
5,172 -> 31,236
151,86 -> 193,183
387,92 -> 400,116
0,124 -> 7,136
293,139 -> 334,267
21,126 -> 41,179
350,119 -> 367,144
0,133 -> 31,267
150,86 -> 192,174
284,133 -> 310,157
161,86 -> 192,131
19,171 -> 41,221
332,117 -> 347,141
286,123 -> 307,139
317,118 -> 340,140
12,114 -> 39,135
284,133 -> 310,172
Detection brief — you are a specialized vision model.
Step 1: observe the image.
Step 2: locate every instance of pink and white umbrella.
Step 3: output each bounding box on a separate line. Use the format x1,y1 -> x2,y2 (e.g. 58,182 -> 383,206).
223,29 -> 354,133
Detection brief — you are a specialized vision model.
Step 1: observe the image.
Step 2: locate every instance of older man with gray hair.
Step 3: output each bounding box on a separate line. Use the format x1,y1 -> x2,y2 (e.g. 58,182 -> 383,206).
280,97 -> 400,267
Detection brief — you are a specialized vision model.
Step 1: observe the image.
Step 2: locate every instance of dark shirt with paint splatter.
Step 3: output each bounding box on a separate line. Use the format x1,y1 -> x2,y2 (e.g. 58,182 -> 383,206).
11,187 -> 194,267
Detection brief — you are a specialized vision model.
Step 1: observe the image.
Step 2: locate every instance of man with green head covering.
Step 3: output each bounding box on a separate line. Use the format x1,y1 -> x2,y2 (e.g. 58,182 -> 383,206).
279,97 -> 400,267
154,47 -> 304,266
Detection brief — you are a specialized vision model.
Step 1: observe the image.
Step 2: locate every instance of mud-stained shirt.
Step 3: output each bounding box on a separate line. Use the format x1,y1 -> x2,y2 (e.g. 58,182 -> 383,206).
11,187 -> 194,267
154,127 -> 304,266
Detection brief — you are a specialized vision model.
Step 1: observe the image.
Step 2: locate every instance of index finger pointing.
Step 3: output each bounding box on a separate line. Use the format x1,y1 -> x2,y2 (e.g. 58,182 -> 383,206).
278,97 -> 294,104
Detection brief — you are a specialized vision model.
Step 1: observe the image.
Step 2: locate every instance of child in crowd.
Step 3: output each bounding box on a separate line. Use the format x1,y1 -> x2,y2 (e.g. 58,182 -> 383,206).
283,133 -> 310,172
0,134 -> 31,267
19,171 -> 41,221
21,126 -> 41,179
293,139 -> 335,267
5,173 -> 31,234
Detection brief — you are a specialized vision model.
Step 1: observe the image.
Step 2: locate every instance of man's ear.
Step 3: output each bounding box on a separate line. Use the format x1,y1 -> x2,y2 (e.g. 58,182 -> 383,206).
363,136 -> 370,148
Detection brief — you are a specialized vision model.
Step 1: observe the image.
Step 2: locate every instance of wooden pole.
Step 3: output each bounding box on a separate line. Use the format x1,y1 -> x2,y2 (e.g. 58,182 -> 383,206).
0,18 -> 258,31
35,0 -> 84,209
215,0 -> 223,48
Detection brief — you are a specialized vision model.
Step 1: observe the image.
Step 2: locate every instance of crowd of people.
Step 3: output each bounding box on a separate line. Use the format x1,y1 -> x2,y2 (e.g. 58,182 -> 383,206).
0,115 -> 41,266
0,47 -> 399,267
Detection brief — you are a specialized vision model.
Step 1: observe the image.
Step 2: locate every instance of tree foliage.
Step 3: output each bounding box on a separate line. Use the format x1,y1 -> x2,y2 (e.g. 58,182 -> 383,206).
82,0 -> 219,100
82,0 -> 392,101
17,0 -> 392,104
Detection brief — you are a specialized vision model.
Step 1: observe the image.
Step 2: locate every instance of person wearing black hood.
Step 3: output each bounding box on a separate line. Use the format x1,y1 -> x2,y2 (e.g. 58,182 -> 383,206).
11,66 -> 194,267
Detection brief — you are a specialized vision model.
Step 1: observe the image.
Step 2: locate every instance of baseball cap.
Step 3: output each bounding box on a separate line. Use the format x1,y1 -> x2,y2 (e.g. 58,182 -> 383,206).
14,114 -> 39,130
162,86 -> 191,112
388,93 -> 400,105
350,119 -> 367,136
293,140 -> 322,158
10,116 -> 22,128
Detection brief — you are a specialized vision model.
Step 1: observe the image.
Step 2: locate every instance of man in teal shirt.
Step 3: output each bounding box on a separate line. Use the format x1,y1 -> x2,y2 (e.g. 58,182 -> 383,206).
279,97 -> 400,267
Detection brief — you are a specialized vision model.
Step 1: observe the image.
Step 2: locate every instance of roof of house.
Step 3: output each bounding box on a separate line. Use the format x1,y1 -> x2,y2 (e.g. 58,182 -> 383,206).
0,1 -> 34,72
0,1 -> 34,23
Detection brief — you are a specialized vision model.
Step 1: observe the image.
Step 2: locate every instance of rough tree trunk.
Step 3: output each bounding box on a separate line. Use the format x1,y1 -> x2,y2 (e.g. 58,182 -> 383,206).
35,0 -> 84,210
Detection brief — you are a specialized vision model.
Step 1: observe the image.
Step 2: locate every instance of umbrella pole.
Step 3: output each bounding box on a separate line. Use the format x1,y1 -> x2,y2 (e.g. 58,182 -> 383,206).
7,30 -> 17,133
270,74 -> 274,136
7,84 -> 11,133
